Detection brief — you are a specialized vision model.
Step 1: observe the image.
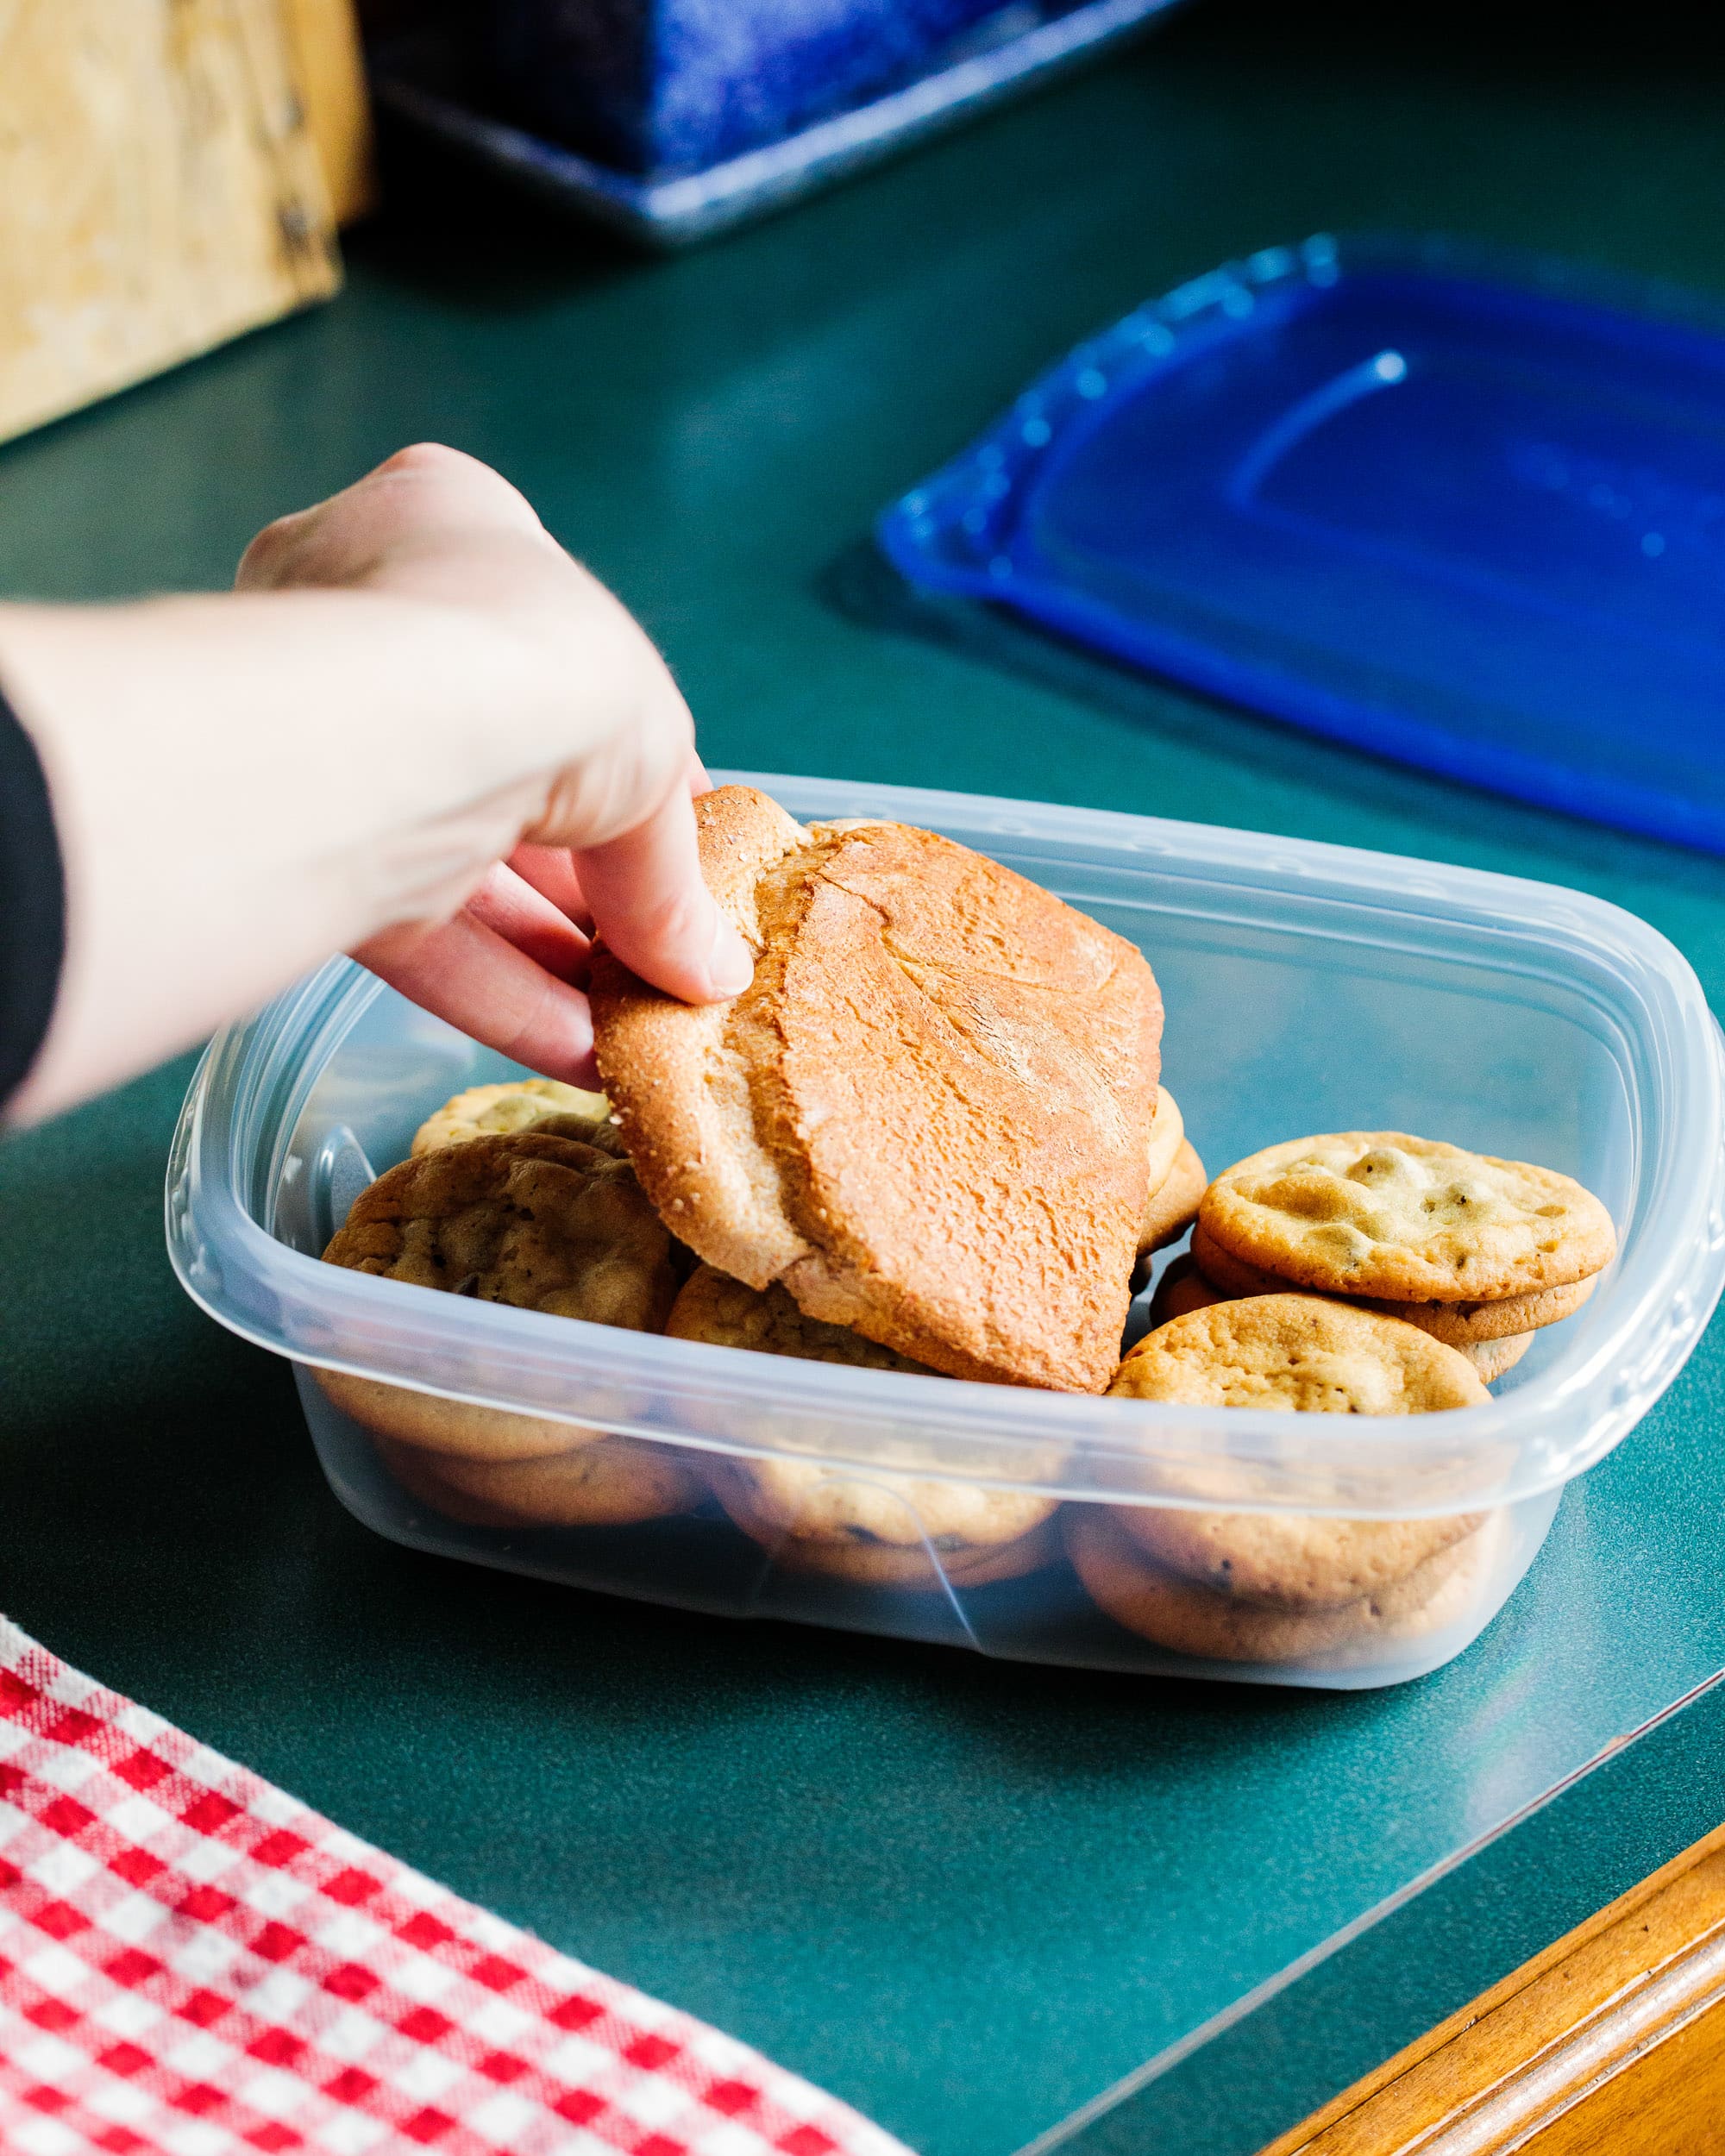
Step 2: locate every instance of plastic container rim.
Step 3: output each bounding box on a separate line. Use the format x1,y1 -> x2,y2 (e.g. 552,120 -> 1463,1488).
166,772 -> 1725,1516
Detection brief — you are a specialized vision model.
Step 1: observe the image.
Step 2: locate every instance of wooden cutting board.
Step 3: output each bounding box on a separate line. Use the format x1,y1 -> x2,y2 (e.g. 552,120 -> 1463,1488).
0,0 -> 369,448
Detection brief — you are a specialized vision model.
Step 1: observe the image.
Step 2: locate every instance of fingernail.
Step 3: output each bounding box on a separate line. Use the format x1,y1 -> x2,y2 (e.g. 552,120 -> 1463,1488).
707,913 -> 755,1000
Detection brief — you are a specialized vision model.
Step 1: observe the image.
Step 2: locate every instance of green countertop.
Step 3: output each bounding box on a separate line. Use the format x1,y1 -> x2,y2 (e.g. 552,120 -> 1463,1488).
5,5 -> 1725,2152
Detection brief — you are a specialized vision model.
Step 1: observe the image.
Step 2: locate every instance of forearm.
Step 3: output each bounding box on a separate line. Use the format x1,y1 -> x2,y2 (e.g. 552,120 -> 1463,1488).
0,444 -> 731,1125
0,587 -> 609,1120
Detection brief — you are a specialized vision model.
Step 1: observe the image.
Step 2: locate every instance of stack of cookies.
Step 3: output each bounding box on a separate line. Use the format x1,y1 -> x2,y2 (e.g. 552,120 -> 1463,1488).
1136,1087 -> 1205,1285
1156,1131 -> 1616,1385
667,1265 -> 1060,1587
1078,1131 -> 1619,1664
320,785 -> 1176,1570
1073,1296 -> 1505,1665
311,788 -> 1618,1664
590,786 -> 1169,1395
580,783 -> 1174,1580
319,1089 -> 705,1530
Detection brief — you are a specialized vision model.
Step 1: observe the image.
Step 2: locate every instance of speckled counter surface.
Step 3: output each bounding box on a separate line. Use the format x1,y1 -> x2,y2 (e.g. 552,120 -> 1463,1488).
3,6 -> 1725,2151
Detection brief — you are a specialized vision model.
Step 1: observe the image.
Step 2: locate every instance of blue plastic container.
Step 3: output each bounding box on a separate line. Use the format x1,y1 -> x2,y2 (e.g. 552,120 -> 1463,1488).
880,235 -> 1725,855
375,0 -> 1185,245
480,0 -> 1070,174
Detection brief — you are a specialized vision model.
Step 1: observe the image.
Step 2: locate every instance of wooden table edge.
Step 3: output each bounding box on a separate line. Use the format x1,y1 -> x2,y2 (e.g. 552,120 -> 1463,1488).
1258,1818 -> 1725,2153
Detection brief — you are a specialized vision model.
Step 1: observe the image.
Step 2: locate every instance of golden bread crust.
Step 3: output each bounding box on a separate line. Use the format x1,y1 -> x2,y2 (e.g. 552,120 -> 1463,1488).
593,787 -> 1164,1392
1198,1132 -> 1615,1303
592,787 -> 818,1290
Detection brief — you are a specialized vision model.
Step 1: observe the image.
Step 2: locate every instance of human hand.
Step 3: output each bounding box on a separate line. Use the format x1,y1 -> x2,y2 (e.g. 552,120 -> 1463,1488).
0,445 -> 752,1120
237,444 -> 752,1085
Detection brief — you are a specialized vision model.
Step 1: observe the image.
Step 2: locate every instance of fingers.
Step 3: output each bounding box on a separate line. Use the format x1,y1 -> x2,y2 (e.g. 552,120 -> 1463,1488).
526,650 -> 697,856
507,752 -> 708,931
361,775 -> 741,1088
575,783 -> 754,1005
355,908 -> 600,1087
236,444 -> 545,593
464,861 -> 592,980
507,843 -> 593,932
233,446 -> 730,1025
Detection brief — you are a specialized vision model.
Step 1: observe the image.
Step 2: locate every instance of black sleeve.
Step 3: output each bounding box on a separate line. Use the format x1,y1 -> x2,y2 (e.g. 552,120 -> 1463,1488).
0,684 -> 66,1112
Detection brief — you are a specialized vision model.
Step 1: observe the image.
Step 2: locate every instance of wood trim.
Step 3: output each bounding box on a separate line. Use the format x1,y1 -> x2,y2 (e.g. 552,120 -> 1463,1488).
1258,1820 -> 1725,2155
280,0 -> 376,224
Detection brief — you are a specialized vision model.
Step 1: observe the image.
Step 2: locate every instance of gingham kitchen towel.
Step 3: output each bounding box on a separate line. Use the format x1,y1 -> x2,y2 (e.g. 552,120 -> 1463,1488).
0,1619 -> 914,2156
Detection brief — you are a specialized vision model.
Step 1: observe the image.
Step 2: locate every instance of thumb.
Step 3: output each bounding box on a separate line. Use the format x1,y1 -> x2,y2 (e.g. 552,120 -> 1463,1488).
577,784 -> 754,1005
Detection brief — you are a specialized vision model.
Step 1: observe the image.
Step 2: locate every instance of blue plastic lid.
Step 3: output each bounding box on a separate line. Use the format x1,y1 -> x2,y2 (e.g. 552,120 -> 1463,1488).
879,235 -> 1725,853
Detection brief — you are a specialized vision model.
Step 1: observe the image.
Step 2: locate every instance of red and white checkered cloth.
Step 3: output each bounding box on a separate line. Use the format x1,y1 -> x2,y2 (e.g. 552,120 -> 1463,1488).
0,1619 -> 913,2156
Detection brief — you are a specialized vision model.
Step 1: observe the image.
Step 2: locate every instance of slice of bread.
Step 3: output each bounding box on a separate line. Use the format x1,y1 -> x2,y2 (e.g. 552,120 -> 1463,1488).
591,787 -> 1163,1393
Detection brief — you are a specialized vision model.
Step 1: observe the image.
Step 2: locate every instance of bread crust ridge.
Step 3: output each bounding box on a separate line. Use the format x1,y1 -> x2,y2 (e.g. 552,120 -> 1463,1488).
593,787 -> 1163,1392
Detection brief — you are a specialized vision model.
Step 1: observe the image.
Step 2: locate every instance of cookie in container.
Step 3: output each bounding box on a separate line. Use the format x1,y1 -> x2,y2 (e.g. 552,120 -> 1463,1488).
166,774 -> 1725,1687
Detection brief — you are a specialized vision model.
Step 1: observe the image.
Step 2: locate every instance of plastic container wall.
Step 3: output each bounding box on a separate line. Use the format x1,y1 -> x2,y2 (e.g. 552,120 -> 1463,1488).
167,776 -> 1725,1687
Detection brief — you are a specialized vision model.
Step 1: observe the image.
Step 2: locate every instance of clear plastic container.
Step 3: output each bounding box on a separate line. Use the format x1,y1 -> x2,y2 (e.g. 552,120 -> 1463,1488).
166,774 -> 1725,1688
